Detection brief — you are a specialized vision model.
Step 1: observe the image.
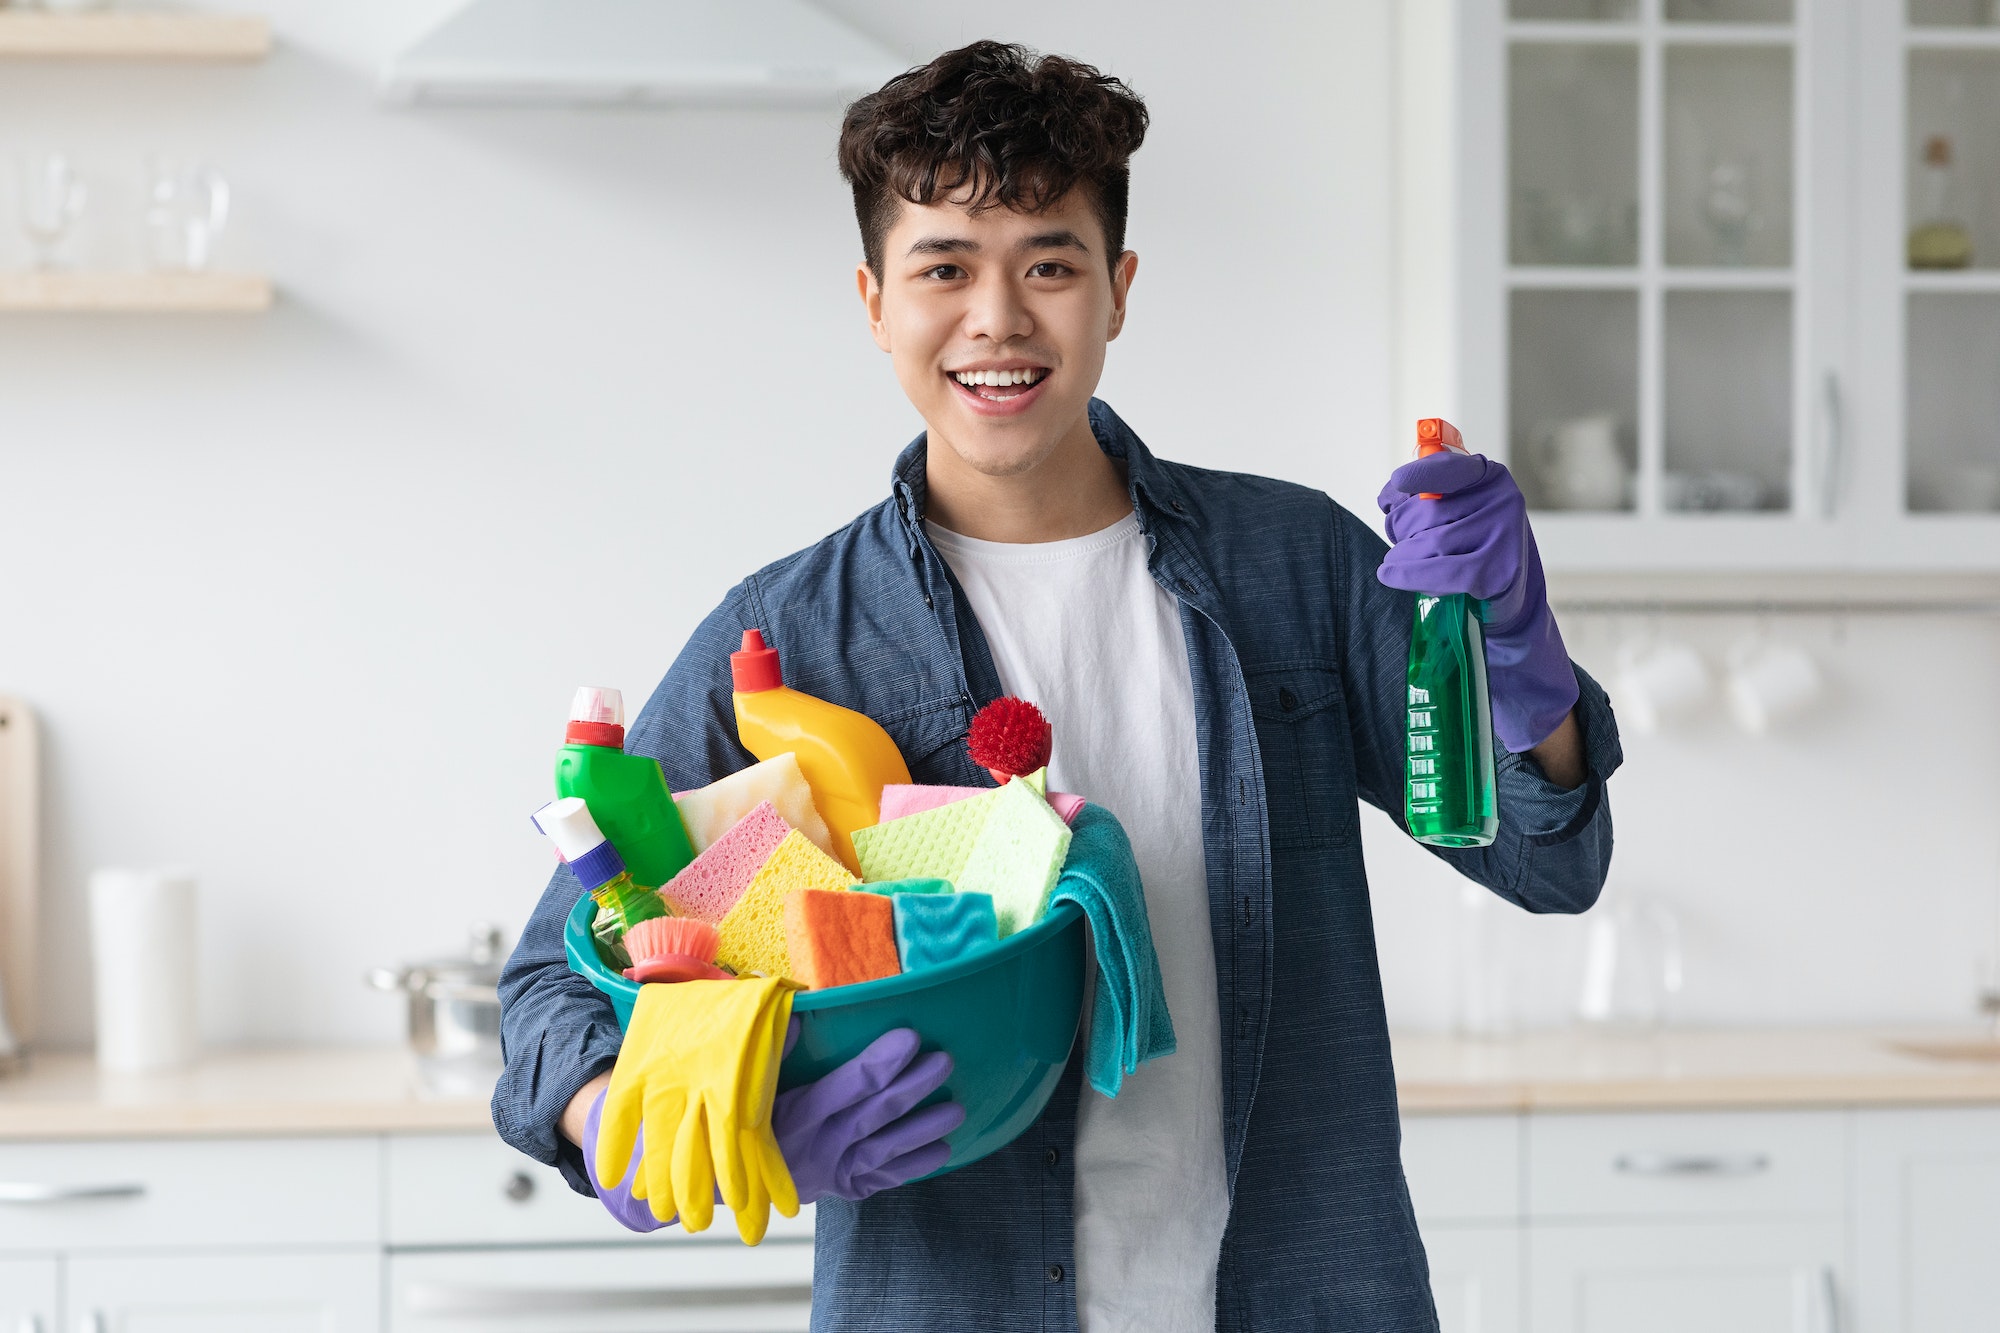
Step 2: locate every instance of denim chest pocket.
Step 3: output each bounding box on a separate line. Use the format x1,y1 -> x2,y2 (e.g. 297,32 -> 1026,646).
1247,665 -> 1359,848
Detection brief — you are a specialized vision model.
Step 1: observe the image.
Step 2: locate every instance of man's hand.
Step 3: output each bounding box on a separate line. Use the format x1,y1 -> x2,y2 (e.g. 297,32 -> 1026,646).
1377,450 -> 1583,772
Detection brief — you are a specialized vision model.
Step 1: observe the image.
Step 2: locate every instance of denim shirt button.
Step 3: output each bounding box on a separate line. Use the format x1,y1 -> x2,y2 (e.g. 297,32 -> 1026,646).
1171,498 -> 1187,514
1278,687 -> 1299,711
1177,578 -> 1197,596
1047,1265 -> 1065,1283
1044,1147 -> 1060,1167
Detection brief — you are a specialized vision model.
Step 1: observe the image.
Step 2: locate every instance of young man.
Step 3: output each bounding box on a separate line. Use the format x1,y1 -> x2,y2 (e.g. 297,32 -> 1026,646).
496,41 -> 1619,1333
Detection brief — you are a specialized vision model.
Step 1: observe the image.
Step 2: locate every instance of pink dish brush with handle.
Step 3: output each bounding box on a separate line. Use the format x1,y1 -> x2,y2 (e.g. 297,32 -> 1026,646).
621,916 -> 731,984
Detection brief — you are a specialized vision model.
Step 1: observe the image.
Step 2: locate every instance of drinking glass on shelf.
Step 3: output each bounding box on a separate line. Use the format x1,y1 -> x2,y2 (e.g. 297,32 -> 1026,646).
1701,156 -> 1760,266
143,158 -> 229,272
17,152 -> 87,270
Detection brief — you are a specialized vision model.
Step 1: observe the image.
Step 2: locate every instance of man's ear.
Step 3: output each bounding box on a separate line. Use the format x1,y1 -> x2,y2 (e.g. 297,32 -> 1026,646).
1106,250 -> 1139,342
857,262 -> 892,352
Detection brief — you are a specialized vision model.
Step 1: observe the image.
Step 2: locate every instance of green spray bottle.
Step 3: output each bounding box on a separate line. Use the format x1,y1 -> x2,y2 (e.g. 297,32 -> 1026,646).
1403,419 -> 1498,848
553,686 -> 697,888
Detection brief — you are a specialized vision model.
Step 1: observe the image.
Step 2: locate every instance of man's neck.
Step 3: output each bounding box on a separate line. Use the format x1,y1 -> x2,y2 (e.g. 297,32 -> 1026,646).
922,412 -> 1133,544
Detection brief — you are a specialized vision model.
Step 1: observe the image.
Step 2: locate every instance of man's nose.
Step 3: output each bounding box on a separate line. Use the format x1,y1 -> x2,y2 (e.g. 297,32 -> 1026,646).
961,273 -> 1034,343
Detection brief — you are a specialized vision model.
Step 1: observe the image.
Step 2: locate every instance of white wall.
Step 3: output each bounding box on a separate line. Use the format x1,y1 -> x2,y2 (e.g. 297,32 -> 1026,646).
0,0 -> 1395,1047
3,0 -> 1988,1053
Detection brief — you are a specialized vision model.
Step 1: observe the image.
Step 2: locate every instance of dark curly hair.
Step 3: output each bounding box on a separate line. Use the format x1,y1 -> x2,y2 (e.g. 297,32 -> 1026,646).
837,41 -> 1149,279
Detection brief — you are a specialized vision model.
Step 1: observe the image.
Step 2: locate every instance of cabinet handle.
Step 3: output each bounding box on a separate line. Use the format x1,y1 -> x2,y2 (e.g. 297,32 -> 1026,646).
1819,1265 -> 1841,1333
1612,1151 -> 1769,1177
1818,371 -> 1844,518
405,1282 -> 813,1316
0,1182 -> 145,1203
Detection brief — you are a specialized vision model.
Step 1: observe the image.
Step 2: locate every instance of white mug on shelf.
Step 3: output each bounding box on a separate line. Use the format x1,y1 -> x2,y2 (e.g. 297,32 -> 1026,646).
1726,640 -> 1823,736
1612,637 -> 1711,735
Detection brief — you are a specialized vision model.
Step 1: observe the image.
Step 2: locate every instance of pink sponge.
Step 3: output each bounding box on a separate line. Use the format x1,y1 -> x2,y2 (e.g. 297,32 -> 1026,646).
880,783 -> 1085,826
658,801 -> 790,923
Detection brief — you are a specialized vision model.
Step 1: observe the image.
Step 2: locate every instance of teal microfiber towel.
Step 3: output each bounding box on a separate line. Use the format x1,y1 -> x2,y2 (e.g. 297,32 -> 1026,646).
1051,803 -> 1175,1098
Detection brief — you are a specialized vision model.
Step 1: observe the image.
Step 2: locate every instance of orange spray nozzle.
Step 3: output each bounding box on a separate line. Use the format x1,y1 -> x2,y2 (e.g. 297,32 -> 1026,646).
1414,417 -> 1465,500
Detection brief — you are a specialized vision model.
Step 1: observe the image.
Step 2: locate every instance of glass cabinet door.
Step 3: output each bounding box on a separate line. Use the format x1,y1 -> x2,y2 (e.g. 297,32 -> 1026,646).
1500,0 -> 1808,519
1904,9 -> 2000,514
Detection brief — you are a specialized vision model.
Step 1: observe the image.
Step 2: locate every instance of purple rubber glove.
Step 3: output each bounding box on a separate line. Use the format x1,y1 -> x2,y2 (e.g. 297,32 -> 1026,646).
579,1020 -> 962,1230
1377,450 -> 1579,754
773,1024 -> 964,1204
581,1087 -> 668,1233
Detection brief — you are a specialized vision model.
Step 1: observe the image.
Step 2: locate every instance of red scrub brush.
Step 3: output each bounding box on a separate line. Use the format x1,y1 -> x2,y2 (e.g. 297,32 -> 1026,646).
968,697 -> 1053,785
621,915 -> 731,984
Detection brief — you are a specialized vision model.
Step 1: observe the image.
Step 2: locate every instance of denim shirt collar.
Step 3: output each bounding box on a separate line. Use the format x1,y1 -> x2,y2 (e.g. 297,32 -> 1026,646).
889,398 -> 1196,551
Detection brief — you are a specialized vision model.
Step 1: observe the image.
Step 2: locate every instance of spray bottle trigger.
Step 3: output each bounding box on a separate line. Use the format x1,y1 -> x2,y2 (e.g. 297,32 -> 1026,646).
1414,417 -> 1468,500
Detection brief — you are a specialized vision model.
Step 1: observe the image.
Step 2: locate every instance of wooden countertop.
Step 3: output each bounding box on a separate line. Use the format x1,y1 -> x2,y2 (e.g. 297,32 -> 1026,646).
3,1028 -> 1998,1140
1394,1026 -> 2000,1114
0,1047 -> 492,1141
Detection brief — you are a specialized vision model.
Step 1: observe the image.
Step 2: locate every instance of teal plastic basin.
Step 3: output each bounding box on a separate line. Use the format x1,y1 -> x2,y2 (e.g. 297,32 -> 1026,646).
563,892 -> 1084,1175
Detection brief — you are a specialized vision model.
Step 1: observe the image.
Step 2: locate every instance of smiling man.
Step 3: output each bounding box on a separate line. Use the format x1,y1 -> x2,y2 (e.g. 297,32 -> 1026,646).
494,40 -> 1621,1333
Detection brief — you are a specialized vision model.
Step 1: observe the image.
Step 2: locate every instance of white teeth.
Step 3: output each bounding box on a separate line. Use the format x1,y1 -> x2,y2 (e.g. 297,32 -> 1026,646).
954,369 -> 1043,387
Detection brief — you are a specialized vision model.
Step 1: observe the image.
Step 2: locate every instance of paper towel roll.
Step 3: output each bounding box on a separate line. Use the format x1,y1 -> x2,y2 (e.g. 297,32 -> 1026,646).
89,869 -> 199,1072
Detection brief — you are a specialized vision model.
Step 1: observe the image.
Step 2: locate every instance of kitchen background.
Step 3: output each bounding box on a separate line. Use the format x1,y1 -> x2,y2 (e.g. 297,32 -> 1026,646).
3,0 -> 1995,1049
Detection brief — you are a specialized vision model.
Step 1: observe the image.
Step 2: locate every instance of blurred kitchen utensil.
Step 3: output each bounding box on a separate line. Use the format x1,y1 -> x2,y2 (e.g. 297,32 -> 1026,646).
17,153 -> 86,270
369,924 -> 507,1091
1450,881 -> 1515,1038
1662,469 -> 1767,512
1725,638 -> 1823,735
143,158 -> 229,272
1529,413 -> 1630,510
89,869 -> 199,1073
0,697 -> 37,1074
1577,895 -> 1683,1029
1613,637 -> 1712,735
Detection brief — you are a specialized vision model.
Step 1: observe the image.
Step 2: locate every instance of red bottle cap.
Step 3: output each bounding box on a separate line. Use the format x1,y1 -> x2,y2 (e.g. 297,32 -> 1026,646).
1414,417 -> 1465,500
565,721 -> 625,747
731,629 -> 784,693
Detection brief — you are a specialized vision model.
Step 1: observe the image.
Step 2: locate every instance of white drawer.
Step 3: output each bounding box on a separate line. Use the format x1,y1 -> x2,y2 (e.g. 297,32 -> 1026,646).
1402,1115 -> 1521,1223
389,1243 -> 813,1332
1527,1110 -> 1845,1221
0,1137 -> 380,1252
388,1132 -> 816,1248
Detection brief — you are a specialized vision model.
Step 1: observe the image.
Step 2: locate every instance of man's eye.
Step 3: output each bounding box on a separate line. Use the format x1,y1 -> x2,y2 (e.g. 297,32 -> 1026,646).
1029,261 -> 1072,278
925,264 -> 964,281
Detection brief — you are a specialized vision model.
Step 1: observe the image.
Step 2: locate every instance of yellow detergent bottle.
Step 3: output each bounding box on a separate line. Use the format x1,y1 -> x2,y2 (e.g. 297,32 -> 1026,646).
730,629 -> 910,874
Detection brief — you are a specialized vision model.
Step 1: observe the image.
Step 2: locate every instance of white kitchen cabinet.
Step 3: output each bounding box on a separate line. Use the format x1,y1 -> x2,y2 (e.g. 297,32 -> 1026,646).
1529,1220 -> 1844,1332
65,1251 -> 381,1333
387,1243 -> 814,1333
1429,0 -> 2000,572
1853,1105 -> 2000,1333
0,1257 -> 58,1333
1526,1109 -> 1847,1221
1424,1226 -> 1524,1333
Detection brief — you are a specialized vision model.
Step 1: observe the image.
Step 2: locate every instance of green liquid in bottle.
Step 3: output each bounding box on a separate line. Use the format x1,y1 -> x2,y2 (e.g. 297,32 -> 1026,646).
1405,592 -> 1498,848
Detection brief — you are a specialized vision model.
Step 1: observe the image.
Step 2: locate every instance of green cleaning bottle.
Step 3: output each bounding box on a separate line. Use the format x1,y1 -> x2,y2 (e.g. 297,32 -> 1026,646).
553,686 -> 696,888
1404,419 -> 1498,848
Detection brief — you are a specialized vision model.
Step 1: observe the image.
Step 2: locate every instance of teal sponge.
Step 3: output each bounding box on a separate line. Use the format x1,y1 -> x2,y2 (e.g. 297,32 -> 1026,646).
858,877 -> 953,897
957,778 -> 1072,936
893,891 -> 999,972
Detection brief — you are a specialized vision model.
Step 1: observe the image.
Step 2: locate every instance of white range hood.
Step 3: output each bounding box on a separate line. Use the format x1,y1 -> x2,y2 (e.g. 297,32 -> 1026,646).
381,0 -> 908,106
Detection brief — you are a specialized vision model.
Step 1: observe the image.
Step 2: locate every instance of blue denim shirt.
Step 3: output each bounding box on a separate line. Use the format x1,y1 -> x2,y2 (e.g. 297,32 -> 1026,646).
494,399 -> 1621,1332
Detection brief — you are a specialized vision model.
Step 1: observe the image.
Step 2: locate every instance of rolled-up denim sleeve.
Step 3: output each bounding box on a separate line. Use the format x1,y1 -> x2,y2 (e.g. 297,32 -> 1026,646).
490,583 -> 761,1195
1335,503 -> 1623,915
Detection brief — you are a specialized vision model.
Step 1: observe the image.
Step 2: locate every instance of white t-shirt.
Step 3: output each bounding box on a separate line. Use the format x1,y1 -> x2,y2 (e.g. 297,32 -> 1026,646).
926,512 -> 1230,1333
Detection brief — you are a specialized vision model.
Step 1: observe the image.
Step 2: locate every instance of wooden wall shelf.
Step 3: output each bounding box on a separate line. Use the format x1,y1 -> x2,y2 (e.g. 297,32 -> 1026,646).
0,271 -> 272,313
0,11 -> 269,61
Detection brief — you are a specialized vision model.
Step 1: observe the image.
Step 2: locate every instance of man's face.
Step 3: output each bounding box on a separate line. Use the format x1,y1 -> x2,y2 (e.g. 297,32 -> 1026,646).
858,186 -> 1137,478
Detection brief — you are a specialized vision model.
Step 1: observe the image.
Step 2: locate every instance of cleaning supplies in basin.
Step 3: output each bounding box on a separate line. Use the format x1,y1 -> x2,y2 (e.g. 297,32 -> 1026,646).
660,801 -> 791,923
730,630 -> 911,875
533,797 -> 665,934
622,916 -> 730,984
715,828 -> 857,980
676,753 -> 835,862
783,888 -> 900,990
555,686 -> 699,887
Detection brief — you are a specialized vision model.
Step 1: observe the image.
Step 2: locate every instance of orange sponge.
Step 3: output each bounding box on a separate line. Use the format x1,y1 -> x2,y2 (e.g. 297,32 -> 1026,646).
782,888 -> 901,991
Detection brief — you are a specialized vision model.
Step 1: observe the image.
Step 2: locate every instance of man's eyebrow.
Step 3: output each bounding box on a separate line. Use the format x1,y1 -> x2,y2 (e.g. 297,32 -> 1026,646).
1018,230 -> 1090,253
907,235 -> 979,257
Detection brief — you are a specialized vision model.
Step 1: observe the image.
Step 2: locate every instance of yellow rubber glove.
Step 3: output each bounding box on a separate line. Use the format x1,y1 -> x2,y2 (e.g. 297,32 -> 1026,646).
594,977 -> 799,1244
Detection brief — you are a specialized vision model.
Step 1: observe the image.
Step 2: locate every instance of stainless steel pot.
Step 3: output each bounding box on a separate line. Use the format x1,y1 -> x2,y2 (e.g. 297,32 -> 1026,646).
369,924 -> 506,1064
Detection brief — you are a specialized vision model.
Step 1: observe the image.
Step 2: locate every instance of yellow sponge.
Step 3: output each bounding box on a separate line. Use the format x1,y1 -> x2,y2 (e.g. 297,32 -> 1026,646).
716,829 -> 857,979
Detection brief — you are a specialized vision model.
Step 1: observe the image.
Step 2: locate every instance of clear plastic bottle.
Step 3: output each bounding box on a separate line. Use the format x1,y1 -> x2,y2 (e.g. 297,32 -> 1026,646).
1403,419 -> 1499,848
